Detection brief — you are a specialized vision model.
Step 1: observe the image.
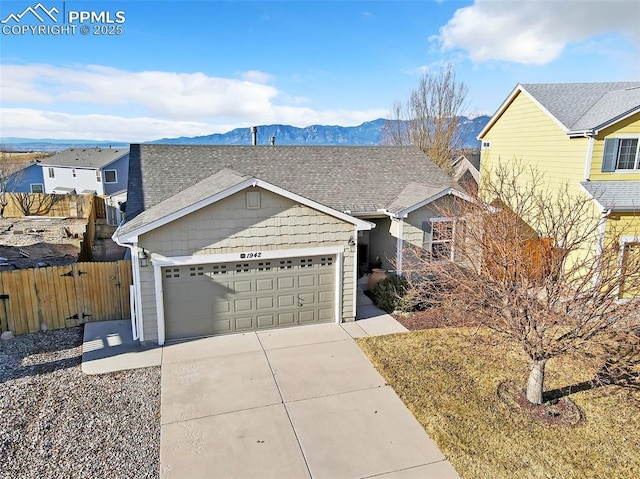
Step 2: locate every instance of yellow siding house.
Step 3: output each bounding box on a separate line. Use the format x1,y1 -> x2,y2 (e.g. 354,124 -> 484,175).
478,82 -> 640,296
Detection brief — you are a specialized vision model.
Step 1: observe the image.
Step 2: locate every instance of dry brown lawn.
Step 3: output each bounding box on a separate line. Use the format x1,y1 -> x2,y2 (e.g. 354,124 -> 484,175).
2,151 -> 53,165
357,328 -> 639,479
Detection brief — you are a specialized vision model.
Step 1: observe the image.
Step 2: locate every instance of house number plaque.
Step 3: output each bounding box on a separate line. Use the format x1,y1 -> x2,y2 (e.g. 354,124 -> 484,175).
240,252 -> 263,259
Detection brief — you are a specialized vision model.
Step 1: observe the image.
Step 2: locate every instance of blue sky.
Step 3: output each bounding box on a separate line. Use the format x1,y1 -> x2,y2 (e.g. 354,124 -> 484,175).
1,0 -> 639,142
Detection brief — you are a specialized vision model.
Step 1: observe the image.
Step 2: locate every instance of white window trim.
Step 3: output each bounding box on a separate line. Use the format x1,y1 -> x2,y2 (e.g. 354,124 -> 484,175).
96,170 -> 102,183
428,217 -> 457,262
608,136 -> 640,172
104,169 -> 118,184
617,235 -> 640,299
30,183 -> 44,193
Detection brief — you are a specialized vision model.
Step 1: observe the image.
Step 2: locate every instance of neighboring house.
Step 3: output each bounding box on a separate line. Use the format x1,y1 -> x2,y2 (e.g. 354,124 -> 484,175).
113,144 -> 470,344
39,147 -> 129,196
478,81 -> 640,296
1,161 -> 45,193
452,151 -> 480,196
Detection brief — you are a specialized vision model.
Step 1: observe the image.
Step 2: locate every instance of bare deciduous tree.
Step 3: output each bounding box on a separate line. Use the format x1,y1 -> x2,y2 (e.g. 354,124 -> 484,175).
12,192 -> 62,216
383,63 -> 468,172
0,149 -> 25,217
402,162 -> 640,405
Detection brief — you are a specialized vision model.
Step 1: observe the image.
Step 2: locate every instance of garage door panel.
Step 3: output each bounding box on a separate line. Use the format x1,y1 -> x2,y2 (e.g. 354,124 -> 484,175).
298,292 -> 315,306
213,318 -> 232,334
256,278 -> 274,291
257,297 -> 274,309
233,280 -> 252,293
318,291 -> 334,304
276,276 -> 295,289
298,274 -> 316,288
299,310 -> 315,323
163,254 -> 336,340
257,314 -> 275,328
278,312 -> 296,325
278,295 -> 295,307
234,317 -> 254,331
234,298 -> 253,312
319,273 -> 334,286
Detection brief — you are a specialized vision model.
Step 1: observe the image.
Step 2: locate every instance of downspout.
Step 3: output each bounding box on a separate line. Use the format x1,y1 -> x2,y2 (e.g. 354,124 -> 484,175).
593,208 -> 611,287
396,218 -> 404,275
583,136 -> 595,181
112,225 -> 142,341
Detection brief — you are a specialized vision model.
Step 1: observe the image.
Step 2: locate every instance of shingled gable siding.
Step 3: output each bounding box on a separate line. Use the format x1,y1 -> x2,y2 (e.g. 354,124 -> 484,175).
136,187 -> 355,342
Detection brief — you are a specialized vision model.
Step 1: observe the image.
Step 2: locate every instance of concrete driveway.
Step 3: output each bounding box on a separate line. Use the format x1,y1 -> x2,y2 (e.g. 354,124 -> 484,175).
159,320 -> 459,478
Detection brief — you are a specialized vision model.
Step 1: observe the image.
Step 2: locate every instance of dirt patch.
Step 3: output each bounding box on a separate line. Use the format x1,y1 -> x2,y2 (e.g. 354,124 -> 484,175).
497,381 -> 582,427
0,217 -> 87,270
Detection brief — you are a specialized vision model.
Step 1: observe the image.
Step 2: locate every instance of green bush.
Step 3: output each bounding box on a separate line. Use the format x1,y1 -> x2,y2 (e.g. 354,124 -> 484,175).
371,274 -> 411,313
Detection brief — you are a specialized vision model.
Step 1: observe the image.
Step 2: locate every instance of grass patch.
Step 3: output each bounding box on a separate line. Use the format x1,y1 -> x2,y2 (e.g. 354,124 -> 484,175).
357,328 -> 640,479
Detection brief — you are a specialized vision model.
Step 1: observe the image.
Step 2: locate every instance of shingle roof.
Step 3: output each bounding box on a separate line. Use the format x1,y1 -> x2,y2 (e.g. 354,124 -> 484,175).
520,82 -> 640,133
40,147 -> 129,169
119,168 -> 251,236
385,182 -> 451,214
581,181 -> 640,212
125,145 -> 460,223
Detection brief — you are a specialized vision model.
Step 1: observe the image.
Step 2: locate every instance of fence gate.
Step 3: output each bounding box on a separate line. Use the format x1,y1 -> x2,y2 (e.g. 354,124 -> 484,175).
0,260 -> 132,336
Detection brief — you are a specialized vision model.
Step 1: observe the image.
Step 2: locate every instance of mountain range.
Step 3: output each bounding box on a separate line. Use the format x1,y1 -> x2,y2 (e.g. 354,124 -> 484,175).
2,116 -> 490,152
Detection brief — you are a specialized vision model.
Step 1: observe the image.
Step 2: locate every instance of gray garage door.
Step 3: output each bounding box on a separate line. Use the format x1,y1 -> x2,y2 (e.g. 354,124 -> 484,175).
163,255 -> 336,340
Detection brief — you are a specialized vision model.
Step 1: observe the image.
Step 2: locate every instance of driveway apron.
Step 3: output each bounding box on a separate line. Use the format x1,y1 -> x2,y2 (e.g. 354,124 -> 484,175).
159,322 -> 459,478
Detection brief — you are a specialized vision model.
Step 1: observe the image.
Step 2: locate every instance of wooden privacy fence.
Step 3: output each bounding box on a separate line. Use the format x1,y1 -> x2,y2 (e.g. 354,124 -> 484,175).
0,260 -> 132,336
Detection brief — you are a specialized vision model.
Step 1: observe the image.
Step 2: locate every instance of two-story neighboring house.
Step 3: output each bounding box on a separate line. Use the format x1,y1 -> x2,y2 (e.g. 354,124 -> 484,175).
40,147 -> 129,196
39,147 -> 129,223
478,81 -> 640,296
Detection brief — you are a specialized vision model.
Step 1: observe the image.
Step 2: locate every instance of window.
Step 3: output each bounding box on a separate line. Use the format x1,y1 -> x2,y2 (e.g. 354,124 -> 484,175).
30,184 -> 44,193
104,170 -> 117,183
601,138 -> 640,171
96,171 -> 102,183
72,169 -> 76,178
423,218 -> 457,261
482,141 -> 491,149
48,168 -> 55,178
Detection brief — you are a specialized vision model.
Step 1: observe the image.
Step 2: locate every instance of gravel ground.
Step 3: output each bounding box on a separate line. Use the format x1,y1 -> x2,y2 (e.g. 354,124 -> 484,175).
0,327 -> 160,479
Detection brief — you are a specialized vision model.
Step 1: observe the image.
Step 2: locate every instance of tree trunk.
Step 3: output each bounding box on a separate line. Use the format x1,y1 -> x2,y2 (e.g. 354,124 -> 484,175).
526,358 -> 547,405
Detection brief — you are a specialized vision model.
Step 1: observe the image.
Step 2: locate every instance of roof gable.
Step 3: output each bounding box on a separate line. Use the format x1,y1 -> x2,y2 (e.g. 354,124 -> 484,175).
116,167 -> 373,241
479,82 -> 640,138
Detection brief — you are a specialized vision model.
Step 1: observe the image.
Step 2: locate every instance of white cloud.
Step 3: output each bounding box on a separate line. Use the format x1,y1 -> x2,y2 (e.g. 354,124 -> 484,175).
1,64 -> 279,120
0,105 -> 388,143
435,0 -> 640,65
0,64 -> 388,141
239,70 -> 274,83
0,108 -> 227,142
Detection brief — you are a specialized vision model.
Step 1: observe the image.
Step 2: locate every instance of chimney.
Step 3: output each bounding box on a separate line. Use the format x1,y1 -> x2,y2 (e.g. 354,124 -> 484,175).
251,126 -> 258,146
269,136 -> 276,146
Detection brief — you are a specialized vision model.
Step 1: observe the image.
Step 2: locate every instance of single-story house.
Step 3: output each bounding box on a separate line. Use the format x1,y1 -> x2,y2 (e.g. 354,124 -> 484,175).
113,144 -> 469,344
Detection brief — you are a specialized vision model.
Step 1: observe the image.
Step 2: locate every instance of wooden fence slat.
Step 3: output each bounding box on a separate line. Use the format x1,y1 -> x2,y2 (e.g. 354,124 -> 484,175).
0,260 -> 133,335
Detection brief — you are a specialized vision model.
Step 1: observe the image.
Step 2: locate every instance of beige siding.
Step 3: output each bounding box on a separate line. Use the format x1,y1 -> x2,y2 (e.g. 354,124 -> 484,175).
480,91 -> 589,197
590,113 -> 640,181
138,188 -> 355,342
368,217 -> 398,270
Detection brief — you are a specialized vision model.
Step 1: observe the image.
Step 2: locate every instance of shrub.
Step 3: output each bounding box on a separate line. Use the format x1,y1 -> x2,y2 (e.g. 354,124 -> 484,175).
371,274 -> 412,313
